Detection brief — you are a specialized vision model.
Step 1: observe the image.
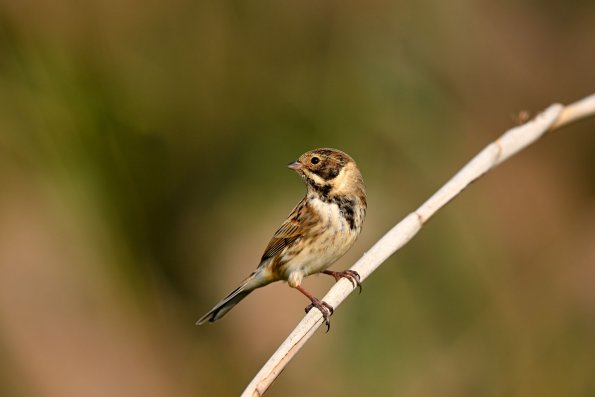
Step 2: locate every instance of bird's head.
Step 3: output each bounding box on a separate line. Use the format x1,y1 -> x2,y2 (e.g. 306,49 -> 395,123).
288,148 -> 364,198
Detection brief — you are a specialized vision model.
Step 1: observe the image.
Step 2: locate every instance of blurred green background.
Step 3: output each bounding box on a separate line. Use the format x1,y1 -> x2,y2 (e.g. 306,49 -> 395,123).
1,1 -> 595,396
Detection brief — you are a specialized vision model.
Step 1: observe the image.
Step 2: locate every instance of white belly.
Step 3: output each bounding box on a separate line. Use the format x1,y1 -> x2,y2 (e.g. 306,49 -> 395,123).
282,197 -> 360,286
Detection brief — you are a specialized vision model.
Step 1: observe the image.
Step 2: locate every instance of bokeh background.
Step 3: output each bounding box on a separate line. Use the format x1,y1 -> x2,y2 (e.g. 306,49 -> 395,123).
1,1 -> 595,396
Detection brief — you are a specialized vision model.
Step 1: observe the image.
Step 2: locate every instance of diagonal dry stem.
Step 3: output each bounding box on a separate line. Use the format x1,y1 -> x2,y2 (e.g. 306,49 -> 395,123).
241,93 -> 595,397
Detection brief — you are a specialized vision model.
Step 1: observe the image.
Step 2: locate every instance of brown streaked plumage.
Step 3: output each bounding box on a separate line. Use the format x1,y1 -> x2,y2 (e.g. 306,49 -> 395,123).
197,148 -> 367,331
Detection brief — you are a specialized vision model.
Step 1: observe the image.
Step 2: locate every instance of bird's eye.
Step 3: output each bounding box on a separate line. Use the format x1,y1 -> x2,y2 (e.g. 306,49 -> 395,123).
311,156 -> 320,165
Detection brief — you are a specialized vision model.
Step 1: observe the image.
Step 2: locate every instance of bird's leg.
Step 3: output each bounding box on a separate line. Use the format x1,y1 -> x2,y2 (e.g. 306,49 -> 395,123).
295,285 -> 333,332
322,269 -> 362,294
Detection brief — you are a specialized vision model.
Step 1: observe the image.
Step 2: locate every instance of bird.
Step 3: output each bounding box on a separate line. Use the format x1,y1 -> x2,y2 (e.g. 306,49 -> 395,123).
196,148 -> 367,331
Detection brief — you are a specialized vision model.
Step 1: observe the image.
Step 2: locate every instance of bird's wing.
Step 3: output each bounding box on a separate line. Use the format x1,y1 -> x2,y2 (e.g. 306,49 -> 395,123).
259,199 -> 307,262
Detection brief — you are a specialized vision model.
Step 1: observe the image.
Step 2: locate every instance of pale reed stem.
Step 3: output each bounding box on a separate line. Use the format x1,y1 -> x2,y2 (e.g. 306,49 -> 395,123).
241,93 -> 595,397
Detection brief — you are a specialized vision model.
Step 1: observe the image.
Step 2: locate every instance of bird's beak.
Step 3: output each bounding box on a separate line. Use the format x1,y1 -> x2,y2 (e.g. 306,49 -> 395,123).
287,160 -> 303,171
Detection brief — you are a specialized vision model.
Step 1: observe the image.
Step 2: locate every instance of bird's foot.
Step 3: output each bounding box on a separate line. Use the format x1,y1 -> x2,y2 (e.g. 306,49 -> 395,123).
305,298 -> 334,332
323,269 -> 362,294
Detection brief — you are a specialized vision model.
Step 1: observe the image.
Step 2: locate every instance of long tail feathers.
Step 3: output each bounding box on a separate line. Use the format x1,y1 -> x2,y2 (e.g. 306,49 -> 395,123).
196,272 -> 257,325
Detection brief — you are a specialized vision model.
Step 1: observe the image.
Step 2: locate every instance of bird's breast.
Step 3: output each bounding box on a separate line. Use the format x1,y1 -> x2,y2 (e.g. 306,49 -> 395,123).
309,197 -> 349,233
279,196 -> 362,279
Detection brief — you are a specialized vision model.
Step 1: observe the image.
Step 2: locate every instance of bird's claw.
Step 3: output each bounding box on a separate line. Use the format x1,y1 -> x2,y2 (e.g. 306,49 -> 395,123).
323,269 -> 362,294
305,299 -> 334,332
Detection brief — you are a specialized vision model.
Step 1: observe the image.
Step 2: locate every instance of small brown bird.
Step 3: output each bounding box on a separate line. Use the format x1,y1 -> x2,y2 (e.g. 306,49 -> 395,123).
197,148 -> 367,330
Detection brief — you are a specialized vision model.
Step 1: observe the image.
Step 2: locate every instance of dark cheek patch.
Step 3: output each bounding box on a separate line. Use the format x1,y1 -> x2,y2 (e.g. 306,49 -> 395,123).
313,161 -> 341,180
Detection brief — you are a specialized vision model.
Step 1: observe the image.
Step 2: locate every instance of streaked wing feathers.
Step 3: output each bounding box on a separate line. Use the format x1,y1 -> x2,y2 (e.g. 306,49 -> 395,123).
260,201 -> 306,261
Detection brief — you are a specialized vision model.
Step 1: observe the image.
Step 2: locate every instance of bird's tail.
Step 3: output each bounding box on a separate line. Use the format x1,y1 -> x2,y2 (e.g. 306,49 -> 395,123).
196,272 -> 261,325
